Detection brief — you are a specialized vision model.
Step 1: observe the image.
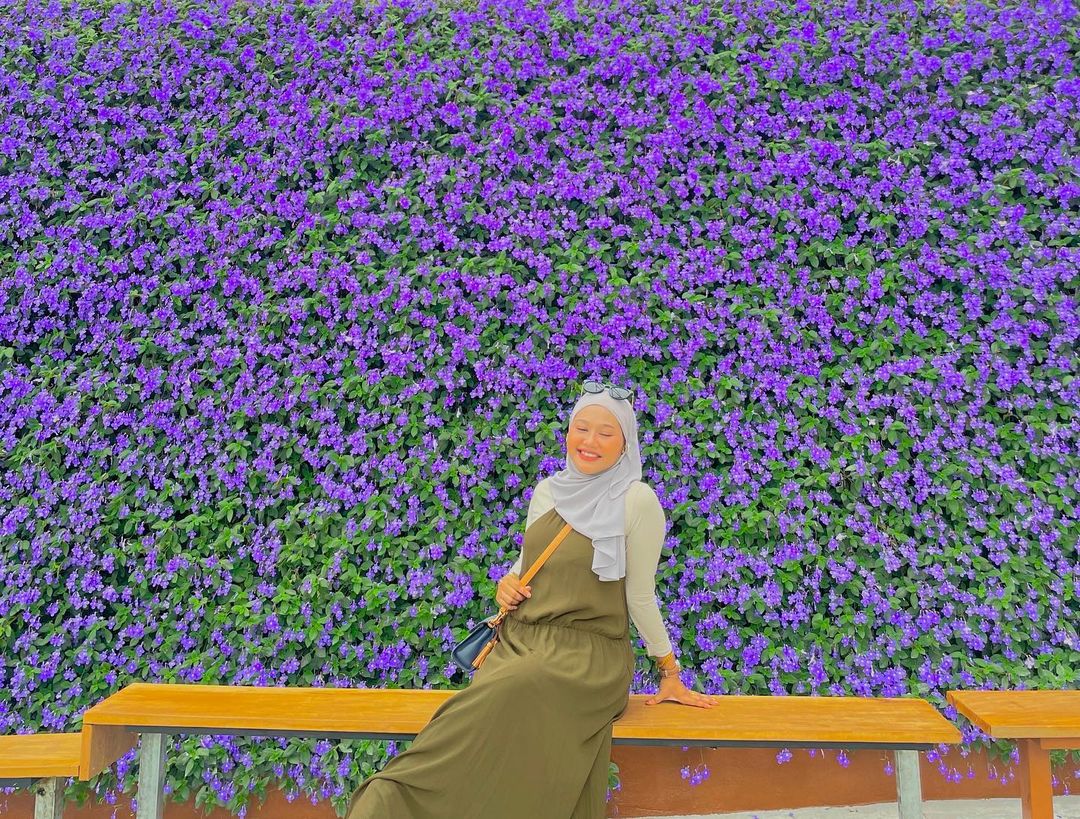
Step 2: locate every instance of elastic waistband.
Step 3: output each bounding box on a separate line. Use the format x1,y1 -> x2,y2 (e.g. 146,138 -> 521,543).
505,614 -> 628,643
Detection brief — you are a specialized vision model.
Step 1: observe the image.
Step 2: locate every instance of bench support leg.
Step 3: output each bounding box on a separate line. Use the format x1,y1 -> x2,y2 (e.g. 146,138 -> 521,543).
1018,738 -> 1053,819
894,750 -> 922,819
136,732 -> 168,819
33,777 -> 64,819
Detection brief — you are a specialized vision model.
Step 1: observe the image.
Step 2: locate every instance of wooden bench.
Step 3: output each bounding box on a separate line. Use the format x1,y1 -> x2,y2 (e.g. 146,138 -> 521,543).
0,730 -> 136,819
947,689 -> 1080,819
82,682 -> 960,819
0,733 -> 83,819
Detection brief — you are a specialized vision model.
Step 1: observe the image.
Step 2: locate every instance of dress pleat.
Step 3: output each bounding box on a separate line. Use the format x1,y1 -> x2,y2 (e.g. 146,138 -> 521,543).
346,507 -> 634,819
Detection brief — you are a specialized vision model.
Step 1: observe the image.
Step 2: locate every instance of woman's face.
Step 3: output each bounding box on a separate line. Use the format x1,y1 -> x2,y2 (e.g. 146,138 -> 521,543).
567,405 -> 626,474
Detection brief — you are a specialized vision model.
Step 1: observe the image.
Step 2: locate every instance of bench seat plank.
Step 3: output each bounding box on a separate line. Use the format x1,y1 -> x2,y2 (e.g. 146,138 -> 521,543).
81,684 -> 458,744
80,723 -> 138,780
946,690 -> 1080,739
947,690 -> 1080,819
612,694 -> 960,747
81,683 -> 958,754
0,733 -> 81,781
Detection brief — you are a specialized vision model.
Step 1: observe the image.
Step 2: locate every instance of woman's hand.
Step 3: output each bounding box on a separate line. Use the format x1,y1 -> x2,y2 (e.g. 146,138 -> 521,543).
644,675 -> 720,708
495,572 -> 531,611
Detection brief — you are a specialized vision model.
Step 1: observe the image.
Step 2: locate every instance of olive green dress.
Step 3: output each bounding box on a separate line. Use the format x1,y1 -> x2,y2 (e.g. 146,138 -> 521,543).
346,506 -> 635,819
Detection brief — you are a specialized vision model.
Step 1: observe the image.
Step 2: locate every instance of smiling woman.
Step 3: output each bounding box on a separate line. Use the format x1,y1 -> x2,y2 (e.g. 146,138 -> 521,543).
346,382 -> 716,819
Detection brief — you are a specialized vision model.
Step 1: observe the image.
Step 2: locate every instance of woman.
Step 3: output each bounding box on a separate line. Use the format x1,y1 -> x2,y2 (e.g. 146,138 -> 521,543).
347,381 -> 717,819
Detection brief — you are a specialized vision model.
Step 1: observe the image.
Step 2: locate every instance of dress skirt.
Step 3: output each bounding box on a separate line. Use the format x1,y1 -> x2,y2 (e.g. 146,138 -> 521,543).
346,506 -> 635,819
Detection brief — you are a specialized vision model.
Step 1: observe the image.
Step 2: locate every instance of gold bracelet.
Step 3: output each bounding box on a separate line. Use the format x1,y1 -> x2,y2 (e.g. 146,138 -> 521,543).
654,651 -> 678,669
652,651 -> 681,680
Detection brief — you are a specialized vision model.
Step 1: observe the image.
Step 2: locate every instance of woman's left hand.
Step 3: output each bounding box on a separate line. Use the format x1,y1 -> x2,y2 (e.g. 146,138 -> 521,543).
644,675 -> 720,708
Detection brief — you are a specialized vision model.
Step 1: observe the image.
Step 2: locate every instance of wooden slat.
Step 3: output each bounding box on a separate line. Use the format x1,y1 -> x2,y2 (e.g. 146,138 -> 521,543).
82,684 -> 960,748
611,695 -> 960,746
80,723 -> 138,780
0,734 -> 81,779
82,684 -> 455,736
946,690 -> 1080,739
1039,736 -> 1080,750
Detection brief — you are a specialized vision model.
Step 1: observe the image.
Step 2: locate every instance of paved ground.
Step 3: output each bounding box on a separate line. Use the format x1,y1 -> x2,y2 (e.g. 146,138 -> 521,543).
636,796 -> 1080,818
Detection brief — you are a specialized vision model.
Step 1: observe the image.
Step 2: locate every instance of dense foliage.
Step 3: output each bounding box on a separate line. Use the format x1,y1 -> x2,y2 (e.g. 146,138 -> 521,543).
1,0 -> 1077,813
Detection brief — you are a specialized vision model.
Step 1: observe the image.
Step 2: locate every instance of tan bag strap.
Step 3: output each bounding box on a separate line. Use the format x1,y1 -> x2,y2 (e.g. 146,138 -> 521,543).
493,521 -> 573,619
471,522 -> 575,668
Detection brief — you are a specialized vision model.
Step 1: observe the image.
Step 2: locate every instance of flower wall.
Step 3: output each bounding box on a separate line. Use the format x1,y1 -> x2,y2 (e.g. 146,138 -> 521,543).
1,0 -> 1078,813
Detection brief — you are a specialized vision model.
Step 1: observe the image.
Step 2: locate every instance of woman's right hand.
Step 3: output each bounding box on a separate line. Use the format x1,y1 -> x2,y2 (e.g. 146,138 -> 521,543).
496,572 -> 532,611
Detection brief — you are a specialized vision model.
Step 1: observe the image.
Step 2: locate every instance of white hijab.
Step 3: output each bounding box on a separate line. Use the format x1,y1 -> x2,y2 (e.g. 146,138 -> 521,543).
547,390 -> 642,582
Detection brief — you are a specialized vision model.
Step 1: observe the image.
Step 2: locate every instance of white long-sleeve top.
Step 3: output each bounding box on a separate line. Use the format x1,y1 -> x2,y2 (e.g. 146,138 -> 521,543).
509,477 -> 674,659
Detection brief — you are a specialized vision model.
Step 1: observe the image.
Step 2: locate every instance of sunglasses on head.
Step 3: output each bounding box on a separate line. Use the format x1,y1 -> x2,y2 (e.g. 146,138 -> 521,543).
581,380 -> 634,404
